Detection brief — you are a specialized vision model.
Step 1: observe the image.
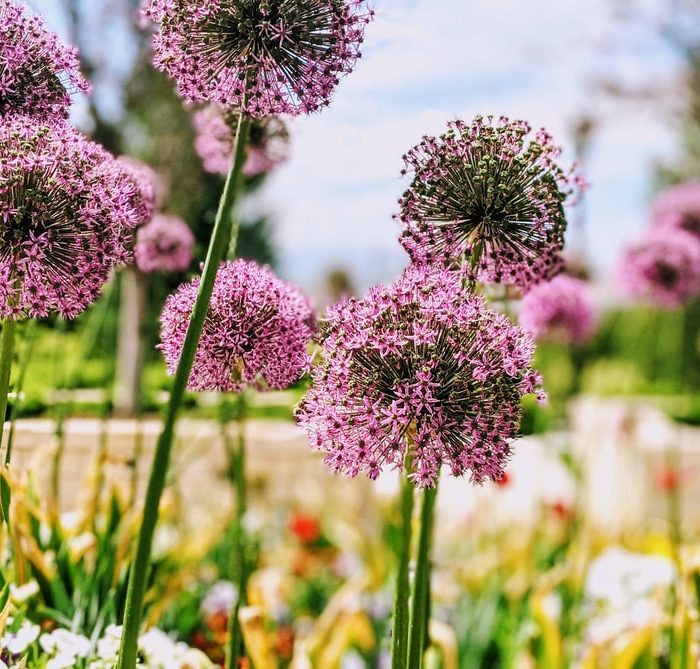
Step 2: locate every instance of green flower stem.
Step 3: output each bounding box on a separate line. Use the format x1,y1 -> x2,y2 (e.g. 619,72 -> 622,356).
117,113 -> 251,669
407,484 -> 438,669
0,319 -> 16,460
391,475 -> 415,669
226,391 -> 248,669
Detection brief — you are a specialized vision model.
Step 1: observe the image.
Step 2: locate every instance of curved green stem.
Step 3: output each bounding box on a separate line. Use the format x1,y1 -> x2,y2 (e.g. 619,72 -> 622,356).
0,320 -> 17,457
117,113 -> 251,669
407,484 -> 438,669
391,475 -> 415,669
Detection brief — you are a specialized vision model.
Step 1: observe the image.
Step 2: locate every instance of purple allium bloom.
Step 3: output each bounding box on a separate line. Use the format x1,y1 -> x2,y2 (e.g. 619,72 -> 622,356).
192,105 -> 290,177
618,230 -> 700,309
651,180 -> 700,241
396,116 -> 581,289
0,0 -> 89,119
142,0 -> 374,116
0,116 -> 140,320
519,275 -> 597,345
116,156 -> 162,227
159,259 -> 315,392
135,214 -> 195,274
296,266 -> 544,488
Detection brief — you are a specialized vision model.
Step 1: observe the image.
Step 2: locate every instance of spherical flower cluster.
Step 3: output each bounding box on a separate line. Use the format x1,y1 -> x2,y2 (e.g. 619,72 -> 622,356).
0,0 -> 89,119
135,214 -> 195,274
296,266 -> 544,488
519,275 -> 597,345
618,230 -> 700,309
0,116 -> 140,320
651,180 -> 700,241
116,156 -> 162,228
143,0 -> 374,116
192,105 -> 290,177
159,260 -> 315,392
397,116 -> 580,289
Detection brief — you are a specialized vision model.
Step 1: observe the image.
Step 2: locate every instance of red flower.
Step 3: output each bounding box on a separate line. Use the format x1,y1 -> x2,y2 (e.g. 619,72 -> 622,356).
290,513 -> 321,545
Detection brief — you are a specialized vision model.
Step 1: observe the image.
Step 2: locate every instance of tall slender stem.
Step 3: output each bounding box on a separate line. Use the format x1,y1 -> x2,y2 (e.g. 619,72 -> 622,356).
0,320 -> 16,456
117,114 -> 251,669
407,484 -> 438,669
225,391 -> 248,669
391,475 -> 414,669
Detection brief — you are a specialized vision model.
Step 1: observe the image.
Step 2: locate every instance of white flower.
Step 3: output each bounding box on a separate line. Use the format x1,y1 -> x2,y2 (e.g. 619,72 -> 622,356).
9,581 -> 40,604
40,629 -> 91,662
201,581 -> 237,617
2,618 -> 40,654
95,624 -> 122,662
138,628 -> 180,667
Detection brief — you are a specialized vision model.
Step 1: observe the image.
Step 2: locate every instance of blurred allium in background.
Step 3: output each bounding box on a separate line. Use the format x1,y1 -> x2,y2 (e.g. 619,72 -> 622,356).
618,230 -> 700,309
519,274 -> 597,345
143,0 -> 374,115
159,260 -> 315,392
116,157 -> 163,228
135,214 -> 195,274
0,116 -> 140,320
397,116 -> 579,289
651,180 -> 700,241
0,0 -> 89,119
192,106 -> 290,177
297,266 -> 543,488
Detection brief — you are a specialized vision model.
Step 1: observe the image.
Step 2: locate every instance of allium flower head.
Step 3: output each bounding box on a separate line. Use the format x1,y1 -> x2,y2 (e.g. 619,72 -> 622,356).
193,105 -> 290,176
135,214 -> 195,274
116,156 -> 163,227
296,266 -> 544,488
396,116 -> 580,289
519,275 -> 597,345
618,230 -> 700,309
651,180 -> 700,241
159,260 -> 315,392
143,0 -> 374,116
0,116 -> 140,320
0,0 -> 89,119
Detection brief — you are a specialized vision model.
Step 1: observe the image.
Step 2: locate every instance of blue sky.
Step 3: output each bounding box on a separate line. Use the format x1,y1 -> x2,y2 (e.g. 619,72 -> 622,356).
34,0 -> 691,297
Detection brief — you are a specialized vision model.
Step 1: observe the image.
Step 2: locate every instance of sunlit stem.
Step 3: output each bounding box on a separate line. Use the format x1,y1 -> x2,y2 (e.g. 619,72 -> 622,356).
117,113 -> 251,669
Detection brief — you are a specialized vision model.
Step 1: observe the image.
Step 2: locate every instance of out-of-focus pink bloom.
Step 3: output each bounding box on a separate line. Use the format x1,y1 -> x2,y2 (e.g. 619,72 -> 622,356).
396,116 -> 581,289
618,230 -> 700,309
142,0 -> 374,116
159,260 -> 315,392
135,214 -> 194,274
192,106 -> 289,177
296,265 -> 544,488
116,157 -> 165,226
0,0 -> 89,119
651,180 -> 700,241
519,275 -> 597,345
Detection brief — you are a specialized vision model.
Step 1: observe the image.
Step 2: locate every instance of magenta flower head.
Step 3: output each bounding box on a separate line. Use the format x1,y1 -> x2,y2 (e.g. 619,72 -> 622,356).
143,0 -> 374,116
618,230 -> 700,309
0,0 -> 89,119
116,156 -> 163,227
296,266 -> 544,488
135,214 -> 195,274
519,275 -> 597,345
651,180 -> 700,241
159,259 -> 315,392
0,116 -> 140,320
192,105 -> 290,177
396,116 -> 581,289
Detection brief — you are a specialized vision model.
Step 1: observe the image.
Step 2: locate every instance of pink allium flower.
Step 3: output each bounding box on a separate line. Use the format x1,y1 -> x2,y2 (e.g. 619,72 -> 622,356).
396,116 -> 580,289
519,275 -> 597,345
192,105 -> 290,176
142,0 -> 374,116
296,266 -> 544,488
135,214 -> 195,274
0,0 -> 89,119
651,180 -> 700,241
159,260 -> 315,392
618,230 -> 700,309
116,157 -> 163,227
0,116 -> 138,320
